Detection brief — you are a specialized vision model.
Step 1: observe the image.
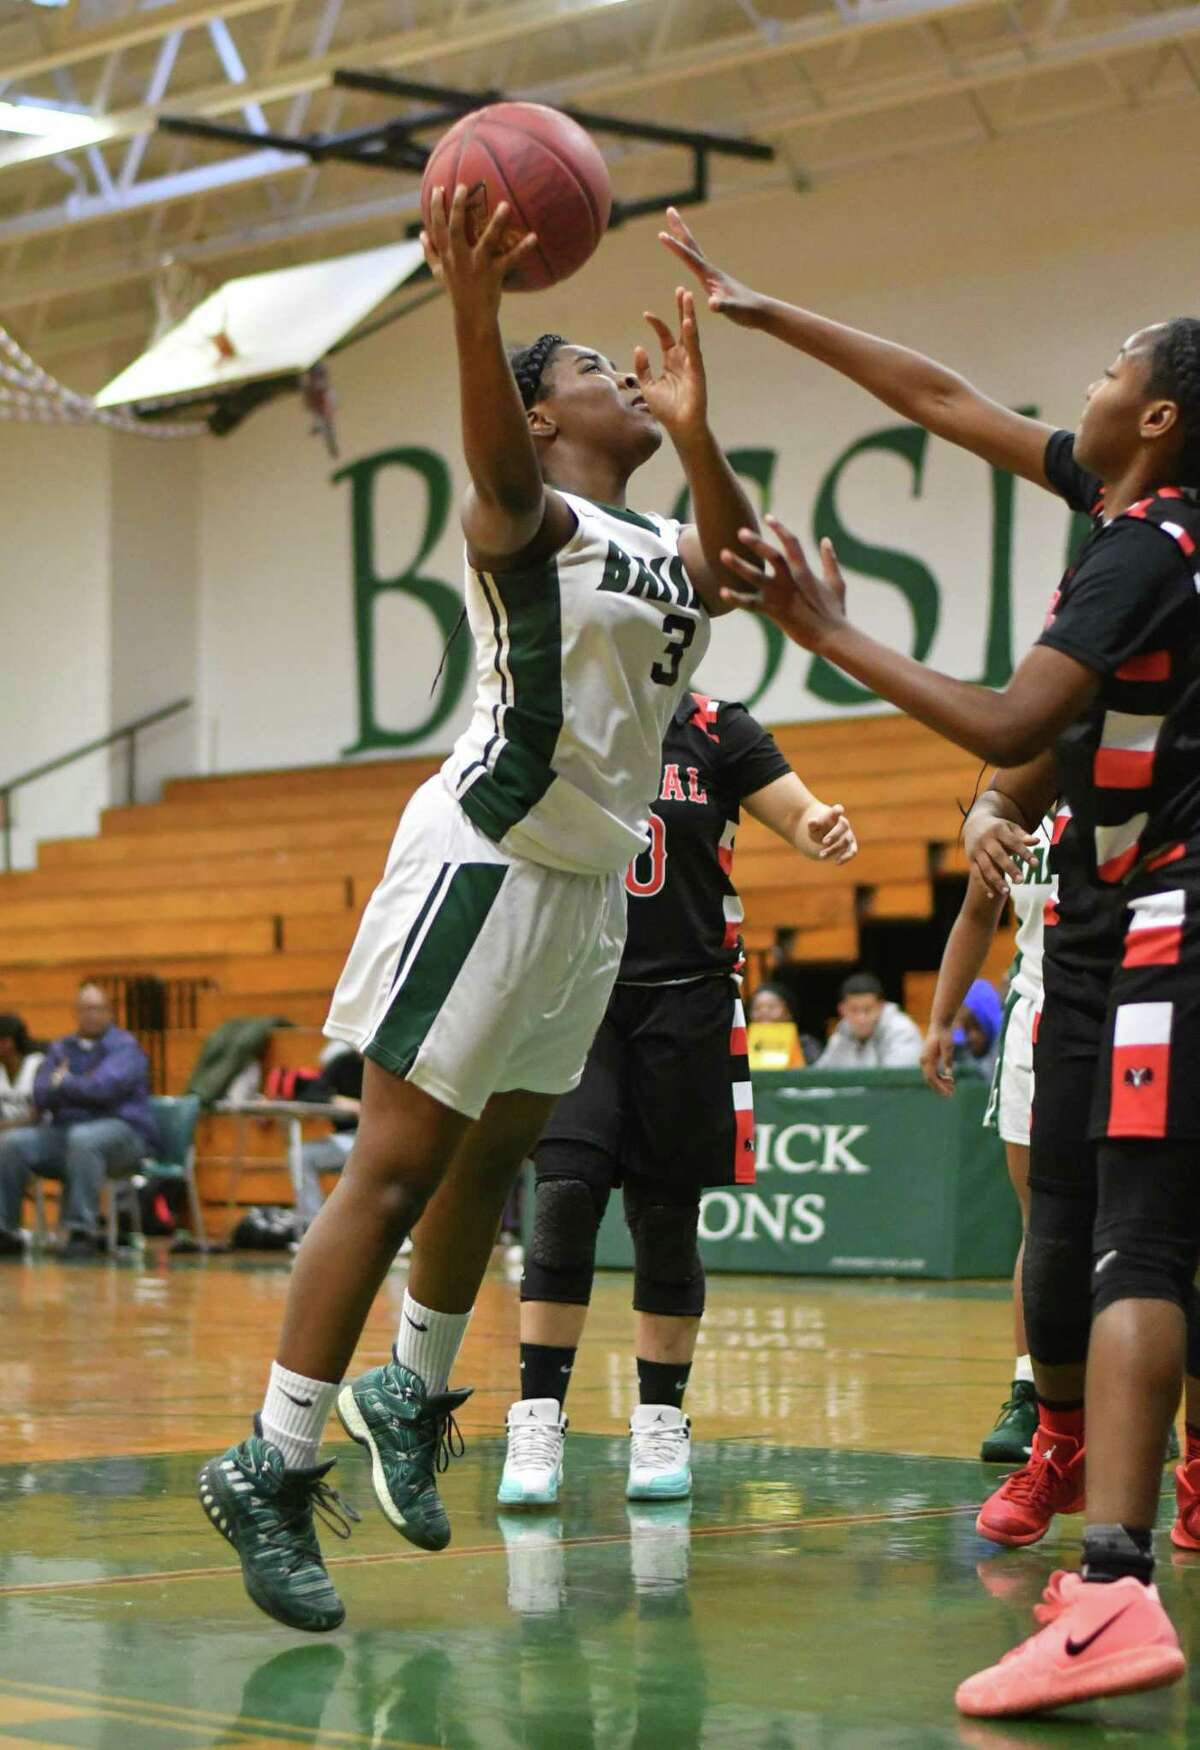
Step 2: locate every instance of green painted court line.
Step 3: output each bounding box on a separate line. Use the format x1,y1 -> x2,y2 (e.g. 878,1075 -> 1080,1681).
0,1499 -> 979,1599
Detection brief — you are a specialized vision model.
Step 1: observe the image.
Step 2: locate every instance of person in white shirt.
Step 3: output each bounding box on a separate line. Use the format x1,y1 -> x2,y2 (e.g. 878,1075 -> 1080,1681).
0,1015 -> 43,1132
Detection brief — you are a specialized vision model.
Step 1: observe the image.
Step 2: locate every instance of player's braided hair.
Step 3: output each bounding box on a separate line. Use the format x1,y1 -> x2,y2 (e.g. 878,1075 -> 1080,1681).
508,333 -> 566,409
1145,317 -> 1200,489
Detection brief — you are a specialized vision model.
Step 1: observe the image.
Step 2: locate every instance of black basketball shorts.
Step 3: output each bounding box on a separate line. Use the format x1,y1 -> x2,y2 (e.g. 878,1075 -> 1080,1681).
533,974 -> 755,1199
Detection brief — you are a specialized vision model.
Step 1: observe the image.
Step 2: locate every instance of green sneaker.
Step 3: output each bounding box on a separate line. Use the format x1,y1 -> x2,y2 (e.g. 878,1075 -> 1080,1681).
198,1423 -> 359,1632
336,1354 -> 469,1551
980,1379 -> 1038,1464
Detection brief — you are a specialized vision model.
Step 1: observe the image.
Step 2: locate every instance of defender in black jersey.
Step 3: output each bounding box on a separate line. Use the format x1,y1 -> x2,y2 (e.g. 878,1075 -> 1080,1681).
497,693 -> 857,1507
665,213 -> 1199,1713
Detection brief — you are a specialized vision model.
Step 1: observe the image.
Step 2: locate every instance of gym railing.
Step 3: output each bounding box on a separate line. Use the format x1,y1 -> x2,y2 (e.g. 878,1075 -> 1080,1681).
0,697 -> 192,873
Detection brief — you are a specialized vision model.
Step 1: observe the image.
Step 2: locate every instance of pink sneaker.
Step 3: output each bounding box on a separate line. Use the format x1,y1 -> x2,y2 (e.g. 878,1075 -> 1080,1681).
1032,1568 -> 1085,1624
956,1576 -> 1185,1717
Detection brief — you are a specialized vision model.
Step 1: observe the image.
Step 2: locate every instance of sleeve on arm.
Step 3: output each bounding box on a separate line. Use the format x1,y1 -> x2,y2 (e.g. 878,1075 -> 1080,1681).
1038,522 -> 1192,677
1043,429 -> 1104,517
718,703 -> 793,801
60,1034 -> 148,1108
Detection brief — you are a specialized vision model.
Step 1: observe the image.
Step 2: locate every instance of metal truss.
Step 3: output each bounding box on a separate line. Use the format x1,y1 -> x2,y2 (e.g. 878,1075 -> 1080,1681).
2,0 -> 1199,353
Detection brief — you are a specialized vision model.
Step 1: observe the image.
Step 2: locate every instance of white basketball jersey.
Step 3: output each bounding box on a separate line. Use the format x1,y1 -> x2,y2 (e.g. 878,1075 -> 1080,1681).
1009,814 -> 1054,1004
443,491 -> 711,876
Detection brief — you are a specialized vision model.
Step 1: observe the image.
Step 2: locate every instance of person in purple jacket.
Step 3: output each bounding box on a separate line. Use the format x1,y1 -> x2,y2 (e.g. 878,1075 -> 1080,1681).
0,982 -> 159,1258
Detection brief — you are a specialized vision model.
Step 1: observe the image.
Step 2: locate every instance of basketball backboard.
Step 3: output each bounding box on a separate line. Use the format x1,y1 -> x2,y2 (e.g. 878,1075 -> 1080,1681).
95,239 -> 426,410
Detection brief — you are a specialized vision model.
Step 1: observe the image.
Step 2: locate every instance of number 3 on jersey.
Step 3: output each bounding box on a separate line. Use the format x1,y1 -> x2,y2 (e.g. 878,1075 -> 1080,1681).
626,812 -> 667,897
651,612 -> 696,686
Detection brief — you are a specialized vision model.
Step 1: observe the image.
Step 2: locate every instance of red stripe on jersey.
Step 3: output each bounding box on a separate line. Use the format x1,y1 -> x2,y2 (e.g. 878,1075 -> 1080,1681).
1123,924 -> 1183,969
1146,842 -> 1187,872
729,1024 -> 747,1056
1159,487 -> 1184,500
1109,1043 -> 1170,1138
722,920 -> 741,949
1173,526 -> 1198,558
717,845 -> 734,876
1115,650 -> 1171,682
1051,810 -> 1071,845
1044,589 -> 1061,629
1032,1007 -> 1042,1044
1043,896 -> 1060,928
733,1104 -> 756,1185
1093,747 -> 1156,789
1098,840 -> 1143,883
1126,499 -> 1153,520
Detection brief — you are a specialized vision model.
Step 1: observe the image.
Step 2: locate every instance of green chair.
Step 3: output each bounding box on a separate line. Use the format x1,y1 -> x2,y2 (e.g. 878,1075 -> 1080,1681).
107,1095 -> 206,1251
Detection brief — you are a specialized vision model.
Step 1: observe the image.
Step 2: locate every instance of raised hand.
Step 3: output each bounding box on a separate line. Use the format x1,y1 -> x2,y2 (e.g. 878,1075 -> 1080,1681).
633,286 -> 708,443
658,206 -> 765,327
719,515 -> 850,652
422,184 -> 540,323
806,802 -> 858,865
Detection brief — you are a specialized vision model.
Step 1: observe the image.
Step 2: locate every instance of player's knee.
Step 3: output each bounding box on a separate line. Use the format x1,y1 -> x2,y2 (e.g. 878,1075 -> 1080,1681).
1023,1184 -> 1094,1365
521,1176 -> 605,1305
1092,1141 -> 1200,1320
627,1193 -> 705,1318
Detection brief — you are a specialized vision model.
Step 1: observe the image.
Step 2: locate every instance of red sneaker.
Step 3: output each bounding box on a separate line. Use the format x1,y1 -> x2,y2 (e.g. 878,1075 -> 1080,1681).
1170,1457 -> 1200,1550
976,1429 -> 1085,1547
956,1576 -> 1185,1717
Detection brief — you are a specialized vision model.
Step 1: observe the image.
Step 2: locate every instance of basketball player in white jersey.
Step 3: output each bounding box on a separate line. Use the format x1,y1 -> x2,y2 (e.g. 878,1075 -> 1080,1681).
921,812 -> 1053,1463
197,187 -> 762,1632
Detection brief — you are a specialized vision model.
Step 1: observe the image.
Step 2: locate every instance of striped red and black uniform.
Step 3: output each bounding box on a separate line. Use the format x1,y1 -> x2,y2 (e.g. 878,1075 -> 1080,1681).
535,693 -> 790,1193
1037,429 -> 1200,1140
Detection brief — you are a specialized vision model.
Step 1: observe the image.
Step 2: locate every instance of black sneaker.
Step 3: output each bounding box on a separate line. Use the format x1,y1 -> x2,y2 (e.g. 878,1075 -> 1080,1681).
198,1423 -> 359,1632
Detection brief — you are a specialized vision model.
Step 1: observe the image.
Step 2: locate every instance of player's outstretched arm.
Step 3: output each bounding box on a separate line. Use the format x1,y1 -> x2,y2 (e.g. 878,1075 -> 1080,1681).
659,208 -> 1055,491
719,516 -> 1097,769
921,872 -> 1006,1098
423,184 -> 574,566
634,287 -> 758,616
743,773 -> 858,865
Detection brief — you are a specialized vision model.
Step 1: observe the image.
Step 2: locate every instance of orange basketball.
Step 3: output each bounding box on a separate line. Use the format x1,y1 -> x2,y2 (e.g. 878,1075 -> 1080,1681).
420,102 -> 611,293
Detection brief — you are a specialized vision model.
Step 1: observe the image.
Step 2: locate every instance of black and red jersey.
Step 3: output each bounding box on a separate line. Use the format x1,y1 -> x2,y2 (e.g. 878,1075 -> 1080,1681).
617,693 -> 790,985
1039,429 -> 1200,889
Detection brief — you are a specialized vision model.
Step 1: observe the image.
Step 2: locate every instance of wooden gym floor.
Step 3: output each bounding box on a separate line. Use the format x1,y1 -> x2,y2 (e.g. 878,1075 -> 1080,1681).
1,1251 -> 1196,1748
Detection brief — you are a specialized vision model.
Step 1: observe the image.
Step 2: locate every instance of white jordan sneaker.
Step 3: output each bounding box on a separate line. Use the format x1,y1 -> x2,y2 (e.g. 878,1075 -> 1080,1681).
497,1398 -> 567,1506
627,1405 -> 692,1500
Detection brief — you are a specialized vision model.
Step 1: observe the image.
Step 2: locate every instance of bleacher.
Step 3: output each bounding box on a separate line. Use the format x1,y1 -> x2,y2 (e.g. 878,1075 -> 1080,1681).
0,716 -> 1016,1235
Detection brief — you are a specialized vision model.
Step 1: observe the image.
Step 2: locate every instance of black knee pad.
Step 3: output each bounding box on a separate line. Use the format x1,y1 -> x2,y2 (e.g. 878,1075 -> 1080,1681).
1092,1142 -> 1200,1320
1023,1181 -> 1095,1367
520,1173 -> 609,1306
624,1186 -> 705,1319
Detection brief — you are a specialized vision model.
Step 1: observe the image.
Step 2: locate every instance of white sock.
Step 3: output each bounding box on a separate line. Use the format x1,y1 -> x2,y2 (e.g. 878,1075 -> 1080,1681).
1014,1354 -> 1034,1384
394,1291 -> 471,1396
260,1361 -> 340,1471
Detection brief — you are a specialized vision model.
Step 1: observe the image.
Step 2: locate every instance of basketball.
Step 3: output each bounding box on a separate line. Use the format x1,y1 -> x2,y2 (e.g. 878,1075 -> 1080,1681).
420,102 -> 611,293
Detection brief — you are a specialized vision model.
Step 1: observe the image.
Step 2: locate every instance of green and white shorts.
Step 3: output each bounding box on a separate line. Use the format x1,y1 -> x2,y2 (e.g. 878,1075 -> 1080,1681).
325,778 -> 626,1121
983,989 -> 1038,1146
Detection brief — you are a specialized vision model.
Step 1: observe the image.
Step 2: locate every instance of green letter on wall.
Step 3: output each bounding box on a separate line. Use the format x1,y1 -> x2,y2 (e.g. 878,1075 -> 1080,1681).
336,446 -> 470,755
807,425 -> 939,707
